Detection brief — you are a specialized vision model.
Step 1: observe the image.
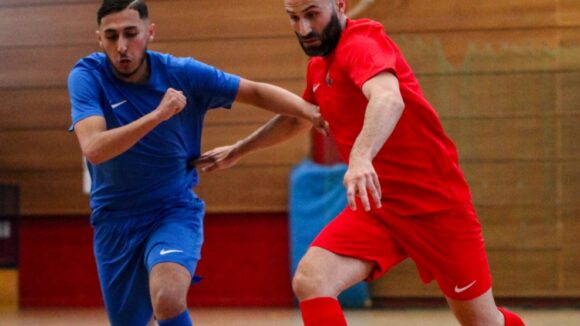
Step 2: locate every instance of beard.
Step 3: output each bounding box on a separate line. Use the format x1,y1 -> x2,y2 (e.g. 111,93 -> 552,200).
110,49 -> 148,80
296,11 -> 343,57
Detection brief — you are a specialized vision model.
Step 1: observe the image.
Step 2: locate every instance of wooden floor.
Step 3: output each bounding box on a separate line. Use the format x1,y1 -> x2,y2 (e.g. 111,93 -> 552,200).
1,307 -> 579,325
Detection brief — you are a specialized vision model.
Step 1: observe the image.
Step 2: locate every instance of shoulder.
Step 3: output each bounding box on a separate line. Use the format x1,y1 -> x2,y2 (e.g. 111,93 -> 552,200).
343,18 -> 386,39
68,53 -> 107,86
150,51 -> 207,72
70,53 -> 106,74
338,19 -> 394,50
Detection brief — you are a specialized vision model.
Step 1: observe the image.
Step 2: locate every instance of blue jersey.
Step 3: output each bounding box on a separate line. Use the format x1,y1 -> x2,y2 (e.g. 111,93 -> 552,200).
68,51 -> 240,222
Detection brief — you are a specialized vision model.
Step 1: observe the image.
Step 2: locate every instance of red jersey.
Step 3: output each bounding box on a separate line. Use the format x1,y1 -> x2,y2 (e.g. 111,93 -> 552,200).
302,19 -> 471,216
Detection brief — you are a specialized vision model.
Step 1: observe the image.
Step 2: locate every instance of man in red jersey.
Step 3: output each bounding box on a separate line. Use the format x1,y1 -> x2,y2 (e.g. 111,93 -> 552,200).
193,1 -> 525,325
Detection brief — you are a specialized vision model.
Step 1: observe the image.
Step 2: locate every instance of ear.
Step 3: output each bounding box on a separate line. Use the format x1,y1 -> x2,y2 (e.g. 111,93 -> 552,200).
148,23 -> 156,42
96,30 -> 103,48
336,0 -> 347,14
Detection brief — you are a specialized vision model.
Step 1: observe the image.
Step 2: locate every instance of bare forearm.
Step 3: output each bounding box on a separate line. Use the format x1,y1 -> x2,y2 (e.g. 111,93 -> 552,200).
83,111 -> 162,164
350,94 -> 404,161
236,114 -> 311,157
237,79 -> 314,121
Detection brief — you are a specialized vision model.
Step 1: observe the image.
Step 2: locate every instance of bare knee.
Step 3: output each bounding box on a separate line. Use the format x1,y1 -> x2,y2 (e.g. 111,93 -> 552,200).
149,263 -> 191,320
151,285 -> 187,319
292,260 -> 339,300
447,289 -> 504,326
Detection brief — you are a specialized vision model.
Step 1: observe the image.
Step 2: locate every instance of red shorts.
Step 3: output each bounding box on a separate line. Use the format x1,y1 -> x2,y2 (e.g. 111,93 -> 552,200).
311,201 -> 491,300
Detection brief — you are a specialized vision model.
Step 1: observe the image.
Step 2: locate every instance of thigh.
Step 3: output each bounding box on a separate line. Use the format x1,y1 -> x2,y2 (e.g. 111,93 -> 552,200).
311,206 -> 407,281
380,202 -> 492,301
93,218 -> 154,326
145,206 -> 204,280
296,246 -> 374,297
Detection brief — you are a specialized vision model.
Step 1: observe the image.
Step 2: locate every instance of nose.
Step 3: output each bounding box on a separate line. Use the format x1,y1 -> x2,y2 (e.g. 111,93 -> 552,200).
297,19 -> 312,37
117,36 -> 128,54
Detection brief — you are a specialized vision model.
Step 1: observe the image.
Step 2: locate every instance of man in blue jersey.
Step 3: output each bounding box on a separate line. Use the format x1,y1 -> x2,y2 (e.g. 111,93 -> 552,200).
68,1 -> 325,325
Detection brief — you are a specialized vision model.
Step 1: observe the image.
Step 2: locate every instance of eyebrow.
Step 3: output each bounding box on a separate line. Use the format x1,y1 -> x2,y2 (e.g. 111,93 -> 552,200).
286,5 -> 319,14
103,26 -> 139,34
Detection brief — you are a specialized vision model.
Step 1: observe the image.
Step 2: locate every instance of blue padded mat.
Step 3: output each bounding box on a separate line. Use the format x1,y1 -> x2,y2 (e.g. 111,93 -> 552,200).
289,160 -> 370,308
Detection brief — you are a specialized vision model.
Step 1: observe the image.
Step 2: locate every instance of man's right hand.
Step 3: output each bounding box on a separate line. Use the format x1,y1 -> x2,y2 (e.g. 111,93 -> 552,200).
190,143 -> 243,172
155,88 -> 187,121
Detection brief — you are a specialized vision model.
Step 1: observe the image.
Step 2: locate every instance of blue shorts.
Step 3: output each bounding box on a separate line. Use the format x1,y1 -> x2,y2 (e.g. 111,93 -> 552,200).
93,198 -> 204,326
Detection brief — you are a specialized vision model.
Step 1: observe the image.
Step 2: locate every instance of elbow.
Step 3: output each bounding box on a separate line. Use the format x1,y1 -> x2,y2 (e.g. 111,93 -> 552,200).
83,147 -> 106,165
392,95 -> 405,115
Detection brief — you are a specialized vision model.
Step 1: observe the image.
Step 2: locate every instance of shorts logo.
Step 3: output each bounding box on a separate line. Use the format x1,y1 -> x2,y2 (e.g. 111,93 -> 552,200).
454,280 -> 477,294
160,249 -> 184,256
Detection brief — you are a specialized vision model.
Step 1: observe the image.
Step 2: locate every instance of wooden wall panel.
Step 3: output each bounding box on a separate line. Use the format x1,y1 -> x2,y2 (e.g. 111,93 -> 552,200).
560,0 -> 580,26
419,73 -> 557,118
562,205 -> 580,292
477,205 -> 559,250
561,162 -> 580,205
558,72 -> 580,113
559,116 -> 580,159
149,0 -> 290,40
487,250 -> 560,296
462,162 -> 557,206
0,1 -> 92,7
443,118 -> 556,161
0,3 -> 97,48
365,0 -> 561,32
0,45 -> 96,88
0,130 -> 81,171
0,88 -> 70,130
394,30 -> 573,74
195,166 -> 292,212
0,170 -> 88,215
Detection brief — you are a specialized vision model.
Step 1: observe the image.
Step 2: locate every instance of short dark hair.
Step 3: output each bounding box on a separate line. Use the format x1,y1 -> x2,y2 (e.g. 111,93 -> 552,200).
97,0 -> 149,25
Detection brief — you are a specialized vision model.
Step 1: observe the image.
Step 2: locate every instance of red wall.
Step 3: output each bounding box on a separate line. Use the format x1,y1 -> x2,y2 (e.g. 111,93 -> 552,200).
19,213 -> 293,307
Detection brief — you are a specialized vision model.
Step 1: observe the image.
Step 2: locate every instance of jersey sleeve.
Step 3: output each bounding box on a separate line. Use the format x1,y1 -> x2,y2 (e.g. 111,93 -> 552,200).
67,67 -> 104,131
342,32 -> 398,89
185,59 -> 241,111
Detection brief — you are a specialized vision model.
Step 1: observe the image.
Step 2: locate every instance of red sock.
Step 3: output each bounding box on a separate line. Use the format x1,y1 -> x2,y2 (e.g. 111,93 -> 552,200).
498,307 -> 525,326
299,297 -> 347,326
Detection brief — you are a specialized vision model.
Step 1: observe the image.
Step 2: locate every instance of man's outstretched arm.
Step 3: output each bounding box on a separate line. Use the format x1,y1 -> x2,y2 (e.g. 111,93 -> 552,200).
192,114 -> 313,172
235,78 -> 328,132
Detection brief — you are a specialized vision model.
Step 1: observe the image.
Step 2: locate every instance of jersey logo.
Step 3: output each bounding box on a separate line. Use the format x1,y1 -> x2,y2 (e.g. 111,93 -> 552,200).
111,100 -> 127,109
160,249 -> 184,256
454,280 -> 477,293
313,83 -> 321,93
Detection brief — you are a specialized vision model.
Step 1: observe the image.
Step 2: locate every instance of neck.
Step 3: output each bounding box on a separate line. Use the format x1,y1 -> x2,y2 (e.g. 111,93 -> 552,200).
114,54 -> 150,84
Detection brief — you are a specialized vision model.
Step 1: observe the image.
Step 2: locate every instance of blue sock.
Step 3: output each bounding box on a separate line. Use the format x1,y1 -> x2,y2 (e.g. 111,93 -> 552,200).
158,310 -> 192,326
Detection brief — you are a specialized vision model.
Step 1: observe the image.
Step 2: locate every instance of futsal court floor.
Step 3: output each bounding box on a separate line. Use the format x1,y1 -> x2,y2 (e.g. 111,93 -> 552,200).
1,307 -> 579,325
